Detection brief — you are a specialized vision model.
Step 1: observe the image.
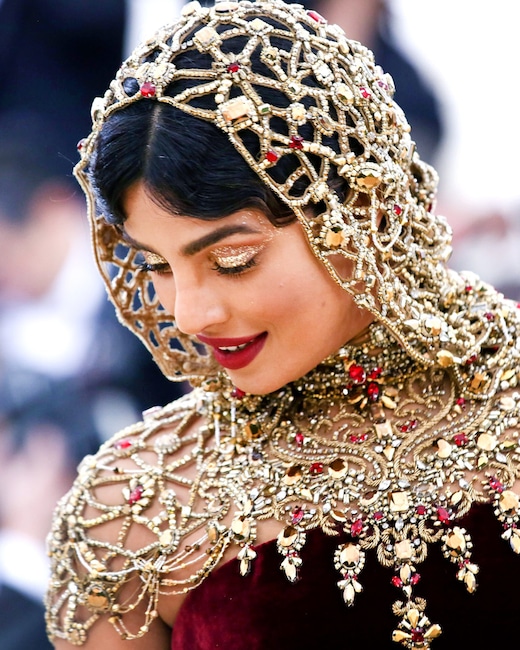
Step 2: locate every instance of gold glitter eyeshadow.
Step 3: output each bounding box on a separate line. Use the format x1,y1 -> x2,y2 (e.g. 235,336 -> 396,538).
143,251 -> 168,265
211,245 -> 264,268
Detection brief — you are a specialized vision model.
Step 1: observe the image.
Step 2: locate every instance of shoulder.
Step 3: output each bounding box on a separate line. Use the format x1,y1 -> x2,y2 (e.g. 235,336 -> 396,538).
45,389 -> 218,645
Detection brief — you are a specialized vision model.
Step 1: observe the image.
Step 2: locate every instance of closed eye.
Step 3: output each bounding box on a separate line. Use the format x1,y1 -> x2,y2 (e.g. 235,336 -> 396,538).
138,250 -> 172,275
138,261 -> 172,275
210,243 -> 264,277
211,257 -> 258,276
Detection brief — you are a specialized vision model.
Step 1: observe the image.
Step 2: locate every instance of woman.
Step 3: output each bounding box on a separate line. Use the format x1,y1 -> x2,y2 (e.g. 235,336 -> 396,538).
45,1 -> 520,648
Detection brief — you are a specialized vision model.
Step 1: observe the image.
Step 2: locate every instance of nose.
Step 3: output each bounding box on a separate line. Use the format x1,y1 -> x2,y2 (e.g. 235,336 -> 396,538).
158,275 -> 229,336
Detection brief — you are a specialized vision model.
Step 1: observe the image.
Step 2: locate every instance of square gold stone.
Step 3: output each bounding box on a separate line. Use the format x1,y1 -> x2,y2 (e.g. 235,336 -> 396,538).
375,420 -> 392,439
193,26 -> 220,50
390,491 -> 409,512
221,96 -> 253,124
249,18 -> 269,32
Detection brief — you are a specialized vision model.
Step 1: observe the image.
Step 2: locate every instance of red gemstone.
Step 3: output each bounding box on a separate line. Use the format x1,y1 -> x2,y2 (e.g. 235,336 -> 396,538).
309,462 -> 324,475
115,439 -> 132,450
453,432 -> 468,447
391,575 -> 403,588
465,354 -> 478,365
308,9 -> 326,23
289,135 -> 304,150
140,81 -> 157,98
292,507 -> 304,524
368,367 -> 383,380
456,397 -> 466,408
485,312 -> 495,321
360,87 -> 371,99
128,485 -> 144,505
351,519 -> 363,536
411,629 -> 425,643
373,511 -> 384,521
350,432 -> 369,443
437,507 -> 450,524
231,386 -> 246,399
400,419 -> 418,433
393,204 -> 402,216
416,505 -> 427,516
349,364 -> 366,384
77,138 -> 86,151
411,572 -> 421,585
295,432 -> 305,447
367,382 -> 380,402
266,149 -> 280,163
489,476 -> 504,493
227,62 -> 241,73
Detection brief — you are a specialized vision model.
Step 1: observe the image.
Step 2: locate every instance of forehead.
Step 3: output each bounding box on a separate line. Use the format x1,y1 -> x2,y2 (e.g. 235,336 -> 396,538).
122,181 -> 276,252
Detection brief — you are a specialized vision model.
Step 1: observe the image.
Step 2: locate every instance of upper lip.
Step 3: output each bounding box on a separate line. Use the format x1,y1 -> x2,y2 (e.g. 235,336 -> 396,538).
197,333 -> 265,348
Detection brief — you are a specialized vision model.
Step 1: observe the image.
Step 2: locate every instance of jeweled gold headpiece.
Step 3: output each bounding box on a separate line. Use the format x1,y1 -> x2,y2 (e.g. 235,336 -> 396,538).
75,0 -> 507,385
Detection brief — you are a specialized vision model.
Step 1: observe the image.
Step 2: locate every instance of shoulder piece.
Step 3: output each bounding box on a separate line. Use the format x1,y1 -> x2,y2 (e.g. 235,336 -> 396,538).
45,310 -> 520,647
45,390 -> 229,645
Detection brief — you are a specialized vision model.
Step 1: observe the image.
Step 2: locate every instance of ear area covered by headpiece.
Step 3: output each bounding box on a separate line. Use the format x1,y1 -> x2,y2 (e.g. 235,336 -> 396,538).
75,0 -> 513,387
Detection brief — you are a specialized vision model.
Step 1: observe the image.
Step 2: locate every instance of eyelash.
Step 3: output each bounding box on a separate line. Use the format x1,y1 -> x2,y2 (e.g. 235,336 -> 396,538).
212,257 -> 258,276
139,257 -> 258,277
138,262 -> 171,275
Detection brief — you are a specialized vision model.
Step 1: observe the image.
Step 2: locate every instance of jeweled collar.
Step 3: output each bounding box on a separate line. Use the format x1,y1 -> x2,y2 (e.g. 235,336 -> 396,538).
44,319 -> 520,649
194,320 -> 520,648
202,321 -> 424,437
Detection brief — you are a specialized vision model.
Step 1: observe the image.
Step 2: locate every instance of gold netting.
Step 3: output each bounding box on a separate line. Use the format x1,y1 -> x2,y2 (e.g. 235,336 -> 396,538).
74,0 -> 507,383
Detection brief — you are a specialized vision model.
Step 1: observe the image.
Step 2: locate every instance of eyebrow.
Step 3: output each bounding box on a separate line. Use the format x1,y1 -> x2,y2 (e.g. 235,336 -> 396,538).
181,224 -> 260,256
122,223 -> 261,256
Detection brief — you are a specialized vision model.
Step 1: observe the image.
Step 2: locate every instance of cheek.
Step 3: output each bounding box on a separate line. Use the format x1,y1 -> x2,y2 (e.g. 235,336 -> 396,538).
327,253 -> 355,281
268,274 -> 318,318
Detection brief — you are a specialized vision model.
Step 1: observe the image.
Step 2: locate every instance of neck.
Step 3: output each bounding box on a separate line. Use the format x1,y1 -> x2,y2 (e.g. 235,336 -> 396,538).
203,322 -> 423,449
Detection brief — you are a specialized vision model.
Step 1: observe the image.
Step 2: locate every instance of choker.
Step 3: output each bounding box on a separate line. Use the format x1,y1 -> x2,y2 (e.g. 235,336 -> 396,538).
46,323 -> 520,648
198,322 -> 520,647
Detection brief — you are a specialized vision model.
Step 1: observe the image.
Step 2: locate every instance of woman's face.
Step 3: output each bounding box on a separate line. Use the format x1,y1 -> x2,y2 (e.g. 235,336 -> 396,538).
123,181 -> 374,394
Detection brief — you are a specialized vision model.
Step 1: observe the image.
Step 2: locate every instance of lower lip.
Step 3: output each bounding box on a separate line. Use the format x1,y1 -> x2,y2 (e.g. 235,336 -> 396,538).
211,333 -> 268,370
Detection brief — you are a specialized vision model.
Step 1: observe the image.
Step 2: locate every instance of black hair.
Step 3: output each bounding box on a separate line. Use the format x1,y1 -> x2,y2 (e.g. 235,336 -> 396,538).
88,25 -> 352,228
90,100 -> 297,228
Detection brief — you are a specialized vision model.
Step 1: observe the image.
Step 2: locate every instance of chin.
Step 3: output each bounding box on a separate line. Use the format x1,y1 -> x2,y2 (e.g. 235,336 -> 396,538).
226,370 -> 298,396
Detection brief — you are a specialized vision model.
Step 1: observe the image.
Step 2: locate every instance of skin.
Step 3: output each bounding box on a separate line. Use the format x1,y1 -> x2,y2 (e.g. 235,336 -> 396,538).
52,180 -> 375,649
122,181 -> 375,395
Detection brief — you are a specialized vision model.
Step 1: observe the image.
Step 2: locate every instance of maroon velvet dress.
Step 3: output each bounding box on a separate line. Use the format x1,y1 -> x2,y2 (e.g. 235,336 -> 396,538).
171,503 -> 520,649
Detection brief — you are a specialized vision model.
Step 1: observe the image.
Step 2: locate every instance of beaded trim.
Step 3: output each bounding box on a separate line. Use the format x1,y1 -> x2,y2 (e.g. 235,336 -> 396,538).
74,0 -> 509,383
46,323 -> 520,648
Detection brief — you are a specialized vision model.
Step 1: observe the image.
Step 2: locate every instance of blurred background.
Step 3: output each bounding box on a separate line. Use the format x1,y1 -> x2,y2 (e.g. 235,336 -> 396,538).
392,0 -> 520,300
0,1 -> 518,648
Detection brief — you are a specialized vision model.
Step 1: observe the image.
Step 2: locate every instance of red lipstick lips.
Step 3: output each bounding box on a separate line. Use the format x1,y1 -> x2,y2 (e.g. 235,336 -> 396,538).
197,332 -> 267,370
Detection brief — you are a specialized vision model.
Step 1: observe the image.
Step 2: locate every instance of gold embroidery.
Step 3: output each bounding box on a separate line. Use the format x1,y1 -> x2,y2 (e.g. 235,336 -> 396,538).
46,323 -> 520,648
